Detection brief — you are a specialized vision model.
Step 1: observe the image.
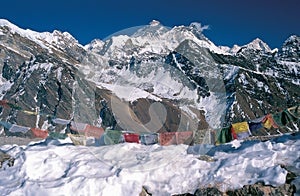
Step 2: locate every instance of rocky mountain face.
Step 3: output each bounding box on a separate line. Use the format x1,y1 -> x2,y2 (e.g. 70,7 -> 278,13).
0,19 -> 299,140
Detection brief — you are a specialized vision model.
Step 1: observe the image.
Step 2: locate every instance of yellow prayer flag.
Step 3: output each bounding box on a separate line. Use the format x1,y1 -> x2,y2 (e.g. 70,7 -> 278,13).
231,122 -> 249,133
23,110 -> 38,115
67,134 -> 86,146
262,118 -> 272,129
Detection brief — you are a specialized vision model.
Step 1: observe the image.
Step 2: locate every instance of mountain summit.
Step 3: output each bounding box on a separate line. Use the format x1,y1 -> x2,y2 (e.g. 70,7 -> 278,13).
244,38 -> 272,52
149,19 -> 161,26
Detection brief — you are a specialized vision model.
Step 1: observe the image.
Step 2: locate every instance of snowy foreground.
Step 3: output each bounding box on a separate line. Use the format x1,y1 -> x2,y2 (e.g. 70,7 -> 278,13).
0,133 -> 299,196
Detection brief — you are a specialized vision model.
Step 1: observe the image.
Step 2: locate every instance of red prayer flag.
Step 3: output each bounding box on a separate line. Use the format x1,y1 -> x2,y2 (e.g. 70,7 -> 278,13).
31,128 -> 49,139
231,127 -> 237,139
159,132 -> 177,146
85,125 -> 104,139
0,100 -> 10,109
123,133 -> 140,143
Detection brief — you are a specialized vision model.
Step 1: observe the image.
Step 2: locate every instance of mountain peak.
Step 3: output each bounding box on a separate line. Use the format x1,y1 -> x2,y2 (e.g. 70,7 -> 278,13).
247,38 -> 271,51
230,44 -> 242,53
279,34 -> 300,62
149,20 -> 161,26
284,34 -> 300,44
84,39 -> 104,52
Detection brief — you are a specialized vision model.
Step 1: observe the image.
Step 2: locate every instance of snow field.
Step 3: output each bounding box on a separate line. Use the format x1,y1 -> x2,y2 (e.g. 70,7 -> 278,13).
0,133 -> 299,195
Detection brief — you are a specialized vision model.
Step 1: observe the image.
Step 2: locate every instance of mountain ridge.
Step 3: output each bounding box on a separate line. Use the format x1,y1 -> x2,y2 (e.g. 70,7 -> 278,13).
1,19 -> 298,57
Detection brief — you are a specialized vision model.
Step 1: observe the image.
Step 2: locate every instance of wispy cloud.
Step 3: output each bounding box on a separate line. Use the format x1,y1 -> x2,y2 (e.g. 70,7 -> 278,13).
190,22 -> 209,32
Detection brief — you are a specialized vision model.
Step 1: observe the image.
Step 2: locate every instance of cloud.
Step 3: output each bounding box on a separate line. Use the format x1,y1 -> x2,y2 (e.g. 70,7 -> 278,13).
190,22 -> 209,32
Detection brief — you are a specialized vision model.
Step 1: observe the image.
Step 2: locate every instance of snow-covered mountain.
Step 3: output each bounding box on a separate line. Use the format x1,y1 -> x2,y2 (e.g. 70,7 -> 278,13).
85,20 -> 228,58
0,19 -> 299,139
228,38 -> 273,54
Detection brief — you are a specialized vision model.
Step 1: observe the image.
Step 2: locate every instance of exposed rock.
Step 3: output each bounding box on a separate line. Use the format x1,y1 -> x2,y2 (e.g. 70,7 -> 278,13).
0,149 -> 14,168
226,182 -> 295,196
140,186 -> 152,196
173,187 -> 223,196
173,166 -> 297,196
197,155 -> 217,162
172,181 -> 296,196
193,187 -> 223,196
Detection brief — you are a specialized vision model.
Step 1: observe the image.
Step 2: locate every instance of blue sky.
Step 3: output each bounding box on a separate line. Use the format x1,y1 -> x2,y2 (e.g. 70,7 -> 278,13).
1,0 -> 299,49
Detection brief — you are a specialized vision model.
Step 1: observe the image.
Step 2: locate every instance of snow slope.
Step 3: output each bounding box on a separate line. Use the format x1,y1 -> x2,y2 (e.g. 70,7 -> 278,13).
0,133 -> 299,195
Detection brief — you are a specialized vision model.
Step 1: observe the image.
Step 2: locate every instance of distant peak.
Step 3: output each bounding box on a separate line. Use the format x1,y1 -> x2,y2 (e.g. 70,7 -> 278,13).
285,34 -> 300,43
245,38 -> 272,52
287,34 -> 299,39
251,38 -> 261,43
253,37 -> 262,41
230,44 -> 242,53
149,20 -> 161,26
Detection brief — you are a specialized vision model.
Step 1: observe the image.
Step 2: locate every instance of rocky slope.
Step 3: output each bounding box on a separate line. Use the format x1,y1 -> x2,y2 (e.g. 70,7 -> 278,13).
0,19 -> 299,141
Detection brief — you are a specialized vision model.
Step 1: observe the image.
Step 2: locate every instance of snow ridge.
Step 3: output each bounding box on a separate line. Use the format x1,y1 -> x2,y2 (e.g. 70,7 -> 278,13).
0,19 -> 82,50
